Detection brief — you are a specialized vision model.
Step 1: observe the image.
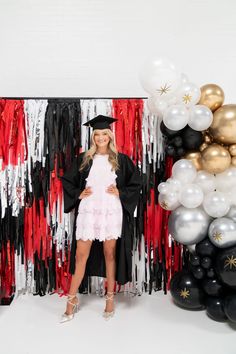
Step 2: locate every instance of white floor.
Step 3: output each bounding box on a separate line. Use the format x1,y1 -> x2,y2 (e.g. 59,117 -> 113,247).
0,291 -> 235,354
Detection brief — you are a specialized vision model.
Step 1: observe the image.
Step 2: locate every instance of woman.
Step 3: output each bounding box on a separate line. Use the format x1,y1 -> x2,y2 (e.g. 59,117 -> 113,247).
60,115 -> 142,323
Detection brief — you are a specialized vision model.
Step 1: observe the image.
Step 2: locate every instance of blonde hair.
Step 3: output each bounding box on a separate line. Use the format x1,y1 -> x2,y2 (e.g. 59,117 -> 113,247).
79,129 -> 119,172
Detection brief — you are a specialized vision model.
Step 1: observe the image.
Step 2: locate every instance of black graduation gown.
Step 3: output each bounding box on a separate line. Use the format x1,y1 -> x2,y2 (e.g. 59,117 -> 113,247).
60,151 -> 142,285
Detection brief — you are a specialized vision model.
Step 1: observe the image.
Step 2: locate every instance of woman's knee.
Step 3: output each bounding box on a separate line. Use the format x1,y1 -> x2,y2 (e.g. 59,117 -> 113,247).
76,251 -> 89,264
75,240 -> 92,264
103,248 -> 116,262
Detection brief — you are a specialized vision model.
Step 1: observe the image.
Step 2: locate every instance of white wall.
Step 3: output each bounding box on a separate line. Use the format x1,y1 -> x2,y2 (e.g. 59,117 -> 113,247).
0,0 -> 236,101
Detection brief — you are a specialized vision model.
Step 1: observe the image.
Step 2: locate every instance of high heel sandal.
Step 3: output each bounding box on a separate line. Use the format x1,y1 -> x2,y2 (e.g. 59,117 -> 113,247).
103,291 -> 115,320
60,294 -> 79,323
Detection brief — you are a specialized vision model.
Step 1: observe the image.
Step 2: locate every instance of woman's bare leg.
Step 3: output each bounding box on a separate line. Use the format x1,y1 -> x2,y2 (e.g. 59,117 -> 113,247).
65,239 -> 93,315
103,239 -> 117,312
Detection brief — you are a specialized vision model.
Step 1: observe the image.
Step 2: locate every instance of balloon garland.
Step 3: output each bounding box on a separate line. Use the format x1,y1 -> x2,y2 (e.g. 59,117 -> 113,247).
140,56 -> 236,323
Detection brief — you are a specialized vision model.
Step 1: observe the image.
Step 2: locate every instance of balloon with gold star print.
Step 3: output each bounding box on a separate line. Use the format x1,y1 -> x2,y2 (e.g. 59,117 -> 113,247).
215,246 -> 236,289
170,270 -> 205,309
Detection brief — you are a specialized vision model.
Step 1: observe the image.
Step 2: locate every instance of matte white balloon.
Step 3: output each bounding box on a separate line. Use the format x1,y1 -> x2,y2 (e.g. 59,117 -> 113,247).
168,206 -> 211,245
208,217 -> 236,248
167,94 -> 178,106
194,170 -> 217,194
172,159 -> 197,184
176,82 -> 201,107
203,191 -> 230,218
147,96 -> 168,116
163,104 -> 189,130
179,184 -> 204,208
180,73 -> 189,85
139,56 -> 181,97
188,105 -> 213,131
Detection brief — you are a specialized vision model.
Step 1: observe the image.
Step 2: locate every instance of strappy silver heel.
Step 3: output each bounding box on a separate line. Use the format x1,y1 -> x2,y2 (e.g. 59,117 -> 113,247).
103,291 -> 115,320
60,294 -> 79,323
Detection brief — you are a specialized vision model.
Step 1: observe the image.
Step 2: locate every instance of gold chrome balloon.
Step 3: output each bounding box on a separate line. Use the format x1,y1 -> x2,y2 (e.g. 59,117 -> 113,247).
198,84 -> 224,112
231,157 -> 236,167
199,143 -> 209,152
210,104 -> 236,144
185,151 -> 203,171
204,134 -> 212,144
201,143 -> 231,174
229,144 -> 236,157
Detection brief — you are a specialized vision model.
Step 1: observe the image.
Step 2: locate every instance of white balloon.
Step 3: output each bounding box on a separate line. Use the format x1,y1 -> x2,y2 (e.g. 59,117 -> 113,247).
176,82 -> 201,107
163,104 -> 189,130
179,184 -> 204,208
194,170 -> 216,194
188,105 -> 213,131
226,192 -> 236,206
203,191 -> 230,218
166,94 -> 178,106
187,244 -> 196,253
147,96 -> 168,116
139,56 -> 181,98
226,205 -> 236,222
180,73 -> 189,85
172,159 -> 197,184
158,182 -> 170,194
215,166 -> 236,192
166,178 -> 183,193
158,192 -> 180,211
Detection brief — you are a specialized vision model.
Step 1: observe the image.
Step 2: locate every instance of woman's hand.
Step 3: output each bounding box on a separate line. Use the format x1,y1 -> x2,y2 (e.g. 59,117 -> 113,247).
106,184 -> 119,197
79,187 -> 93,199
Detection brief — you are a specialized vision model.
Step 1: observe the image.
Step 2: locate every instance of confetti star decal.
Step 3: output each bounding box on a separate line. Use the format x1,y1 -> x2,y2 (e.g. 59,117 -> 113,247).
182,93 -> 192,104
213,231 -> 223,242
160,201 -> 168,210
224,255 -> 236,270
156,83 -> 172,96
180,288 -> 190,299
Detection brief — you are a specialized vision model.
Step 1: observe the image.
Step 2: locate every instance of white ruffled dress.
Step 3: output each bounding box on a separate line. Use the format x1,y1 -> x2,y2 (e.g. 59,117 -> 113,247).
75,154 -> 123,241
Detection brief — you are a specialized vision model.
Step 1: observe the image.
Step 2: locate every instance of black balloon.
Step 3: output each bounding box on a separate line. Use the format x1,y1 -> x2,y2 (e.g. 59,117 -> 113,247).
206,297 -> 228,322
201,257 -> 212,270
190,254 -> 200,266
206,268 -> 215,279
176,147 -> 186,157
160,121 -> 180,138
190,265 -> 205,280
224,294 -> 236,323
181,126 -> 203,150
171,136 -> 183,147
196,237 -> 217,258
215,246 -> 236,289
202,278 -> 224,297
170,270 -> 205,310
165,144 -> 176,157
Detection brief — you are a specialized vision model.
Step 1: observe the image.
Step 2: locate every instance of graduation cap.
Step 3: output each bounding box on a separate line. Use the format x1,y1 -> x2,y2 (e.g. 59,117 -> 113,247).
83,115 -> 118,130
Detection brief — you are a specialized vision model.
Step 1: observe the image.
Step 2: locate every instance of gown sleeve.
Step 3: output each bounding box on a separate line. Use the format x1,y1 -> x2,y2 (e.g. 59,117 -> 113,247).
60,155 -> 84,213
118,154 -> 143,217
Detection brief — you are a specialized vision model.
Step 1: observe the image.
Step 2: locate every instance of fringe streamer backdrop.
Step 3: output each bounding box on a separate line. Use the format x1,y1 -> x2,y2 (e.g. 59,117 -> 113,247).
0,98 -> 182,304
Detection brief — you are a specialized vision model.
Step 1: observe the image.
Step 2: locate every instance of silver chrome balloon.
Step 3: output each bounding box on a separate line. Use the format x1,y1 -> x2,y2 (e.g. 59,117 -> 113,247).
168,206 -> 212,245
208,217 -> 236,248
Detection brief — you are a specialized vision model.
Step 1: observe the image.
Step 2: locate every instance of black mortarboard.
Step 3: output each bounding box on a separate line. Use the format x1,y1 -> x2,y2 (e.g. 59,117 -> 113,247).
83,115 -> 118,130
